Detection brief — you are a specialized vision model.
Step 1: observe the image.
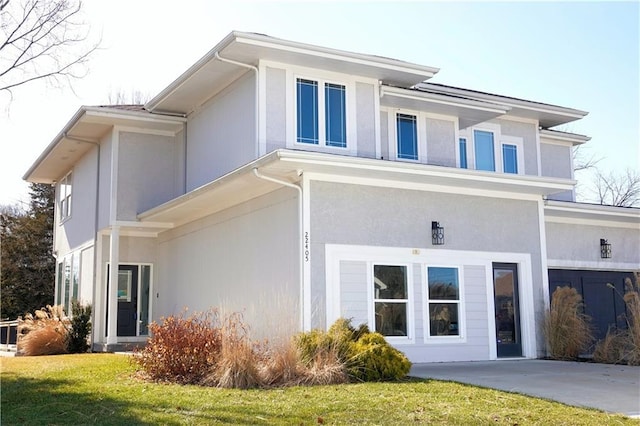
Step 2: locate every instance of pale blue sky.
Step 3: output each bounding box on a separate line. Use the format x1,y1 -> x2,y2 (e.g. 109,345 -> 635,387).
1,1 -> 638,205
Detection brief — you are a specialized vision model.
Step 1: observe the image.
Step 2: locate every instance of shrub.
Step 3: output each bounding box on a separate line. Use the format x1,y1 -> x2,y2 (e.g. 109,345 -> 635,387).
67,301 -> 92,353
18,305 -> 69,356
350,332 -> 412,381
134,309 -> 222,384
594,274 -> 640,365
543,287 -> 593,360
260,339 -> 303,387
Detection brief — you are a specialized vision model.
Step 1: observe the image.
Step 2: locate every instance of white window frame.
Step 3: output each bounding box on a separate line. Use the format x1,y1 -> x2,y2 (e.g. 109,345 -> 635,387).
423,264 -> 466,343
386,108 -> 428,163
370,263 -> 413,342
291,73 -> 354,152
58,171 -> 72,222
459,124 -> 524,174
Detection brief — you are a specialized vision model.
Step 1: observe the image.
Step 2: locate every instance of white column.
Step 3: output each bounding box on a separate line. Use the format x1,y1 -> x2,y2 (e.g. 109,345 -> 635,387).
106,226 -> 120,345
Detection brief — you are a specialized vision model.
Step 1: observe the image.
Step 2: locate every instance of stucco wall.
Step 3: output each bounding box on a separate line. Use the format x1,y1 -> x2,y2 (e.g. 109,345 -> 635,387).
426,118 -> 456,167
265,66 -> 287,153
494,118 -> 538,176
117,131 -> 182,220
155,188 -> 299,340
186,71 -> 256,191
98,132 -> 113,230
356,82 -> 376,158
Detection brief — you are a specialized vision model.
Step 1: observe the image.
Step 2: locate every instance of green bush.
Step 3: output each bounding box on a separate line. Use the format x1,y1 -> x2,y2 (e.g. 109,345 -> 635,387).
351,332 -> 411,381
67,301 -> 92,353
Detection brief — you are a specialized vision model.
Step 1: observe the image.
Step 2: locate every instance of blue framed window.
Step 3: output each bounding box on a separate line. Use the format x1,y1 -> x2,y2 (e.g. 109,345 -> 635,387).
502,144 -> 518,174
296,79 -> 318,144
474,130 -> 495,171
325,83 -> 346,147
459,138 -> 468,169
397,113 -> 418,160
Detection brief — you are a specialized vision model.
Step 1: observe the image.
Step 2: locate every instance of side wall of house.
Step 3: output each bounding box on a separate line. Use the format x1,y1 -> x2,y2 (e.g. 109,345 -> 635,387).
540,140 -> 574,201
186,71 -> 256,191
155,188 -> 300,340
310,180 -> 545,362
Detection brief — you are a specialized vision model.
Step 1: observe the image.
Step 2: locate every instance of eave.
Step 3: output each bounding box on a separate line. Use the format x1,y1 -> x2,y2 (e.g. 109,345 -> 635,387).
139,149 -> 576,229
539,129 -> 591,146
145,31 -> 440,115
544,200 -> 640,227
23,107 -> 185,184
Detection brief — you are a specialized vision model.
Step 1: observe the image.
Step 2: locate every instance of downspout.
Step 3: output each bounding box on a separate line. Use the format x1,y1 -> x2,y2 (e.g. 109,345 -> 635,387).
252,168 -> 304,330
62,133 -> 100,345
214,52 -> 259,157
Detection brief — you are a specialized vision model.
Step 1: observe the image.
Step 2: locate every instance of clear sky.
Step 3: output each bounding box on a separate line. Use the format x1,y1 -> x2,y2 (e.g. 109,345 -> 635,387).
1,0 -> 638,206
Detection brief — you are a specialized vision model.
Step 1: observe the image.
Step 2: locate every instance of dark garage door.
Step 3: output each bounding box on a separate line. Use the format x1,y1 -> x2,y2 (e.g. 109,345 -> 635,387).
548,269 -> 633,342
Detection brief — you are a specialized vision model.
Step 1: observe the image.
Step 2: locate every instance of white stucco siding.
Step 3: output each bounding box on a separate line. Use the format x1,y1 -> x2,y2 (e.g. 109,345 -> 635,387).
540,142 -> 574,201
155,188 -> 299,340
495,118 -> 538,176
79,246 -> 94,305
98,132 -> 113,229
546,221 -> 640,268
426,118 -> 456,167
186,71 -> 256,191
265,66 -> 287,153
356,82 -> 376,159
380,111 -> 389,160
117,131 -> 181,220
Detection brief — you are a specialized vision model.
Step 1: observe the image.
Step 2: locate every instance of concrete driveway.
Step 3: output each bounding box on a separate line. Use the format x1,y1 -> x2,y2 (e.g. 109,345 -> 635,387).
410,359 -> 640,417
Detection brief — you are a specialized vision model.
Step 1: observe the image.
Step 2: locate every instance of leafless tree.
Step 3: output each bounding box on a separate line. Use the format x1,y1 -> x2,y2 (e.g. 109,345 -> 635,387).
573,145 -> 602,172
107,89 -> 149,105
591,168 -> 640,207
0,0 -> 99,95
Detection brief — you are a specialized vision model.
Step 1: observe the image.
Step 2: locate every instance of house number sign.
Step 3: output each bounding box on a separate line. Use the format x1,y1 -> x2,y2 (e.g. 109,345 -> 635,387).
304,231 -> 310,262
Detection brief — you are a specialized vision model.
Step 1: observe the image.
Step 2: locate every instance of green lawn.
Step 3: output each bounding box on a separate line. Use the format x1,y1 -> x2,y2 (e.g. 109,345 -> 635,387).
1,354 -> 633,425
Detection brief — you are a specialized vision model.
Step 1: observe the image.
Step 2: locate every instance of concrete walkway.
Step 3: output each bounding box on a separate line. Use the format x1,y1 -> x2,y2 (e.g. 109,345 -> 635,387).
410,359 -> 640,418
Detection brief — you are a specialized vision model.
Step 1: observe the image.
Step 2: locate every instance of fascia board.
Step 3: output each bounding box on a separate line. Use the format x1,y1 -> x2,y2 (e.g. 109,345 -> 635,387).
539,129 -> 591,145
381,86 -> 510,114
83,107 -> 187,124
545,200 -> 640,222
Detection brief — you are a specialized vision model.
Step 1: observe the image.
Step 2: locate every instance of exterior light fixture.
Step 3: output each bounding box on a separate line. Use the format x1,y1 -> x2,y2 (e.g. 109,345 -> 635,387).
432,221 -> 444,245
600,239 -> 611,259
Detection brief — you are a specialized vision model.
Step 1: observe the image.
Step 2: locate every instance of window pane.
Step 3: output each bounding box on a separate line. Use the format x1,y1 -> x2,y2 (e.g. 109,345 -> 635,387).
397,114 -> 418,160
502,144 -> 518,174
374,265 -> 407,299
459,138 -> 468,169
140,265 -> 151,335
325,83 -> 346,147
72,254 -> 79,301
296,79 -> 318,144
428,267 -> 459,300
375,302 -> 407,336
474,130 -> 495,171
64,259 -> 71,312
56,262 -> 63,306
429,303 -> 459,336
118,270 -> 132,302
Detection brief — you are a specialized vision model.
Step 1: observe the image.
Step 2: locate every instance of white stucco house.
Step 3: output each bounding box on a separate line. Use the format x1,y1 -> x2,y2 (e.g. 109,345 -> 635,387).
24,32 -> 640,362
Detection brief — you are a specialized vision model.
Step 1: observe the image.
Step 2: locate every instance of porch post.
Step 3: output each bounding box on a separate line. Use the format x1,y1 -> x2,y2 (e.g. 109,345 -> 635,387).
106,226 -> 120,345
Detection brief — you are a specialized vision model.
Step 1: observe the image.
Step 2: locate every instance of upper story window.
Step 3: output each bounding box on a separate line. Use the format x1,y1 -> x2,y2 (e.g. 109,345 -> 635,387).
474,130 -> 496,171
396,113 -> 418,160
459,125 -> 524,174
59,171 -> 72,221
296,78 -> 347,148
502,144 -> 518,174
459,138 -> 468,169
373,264 -> 409,337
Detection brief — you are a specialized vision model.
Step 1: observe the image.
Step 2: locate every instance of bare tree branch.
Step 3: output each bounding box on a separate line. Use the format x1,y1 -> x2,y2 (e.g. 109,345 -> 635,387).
590,168 -> 640,207
0,0 -> 99,95
573,145 -> 603,172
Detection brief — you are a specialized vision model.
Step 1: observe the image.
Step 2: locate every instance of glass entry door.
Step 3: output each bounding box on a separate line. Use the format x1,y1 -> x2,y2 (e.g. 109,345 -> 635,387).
493,263 -> 522,357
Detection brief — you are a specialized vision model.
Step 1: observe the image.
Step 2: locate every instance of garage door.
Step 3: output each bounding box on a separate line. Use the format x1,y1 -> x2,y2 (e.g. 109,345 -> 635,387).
548,270 -> 632,342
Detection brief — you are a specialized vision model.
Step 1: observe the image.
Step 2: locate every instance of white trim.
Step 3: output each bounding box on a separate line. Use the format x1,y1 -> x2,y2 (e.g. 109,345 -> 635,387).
538,200 -> 551,313
386,108 -> 428,163
374,81 -> 382,159
500,135 -> 525,175
539,138 -> 575,148
535,122 -> 542,176
109,129 -> 120,224
258,61 -> 268,157
423,264 -> 466,344
117,126 -> 177,138
370,262 -> 415,344
547,259 -> 640,271
544,215 -> 640,229
302,174 -> 312,331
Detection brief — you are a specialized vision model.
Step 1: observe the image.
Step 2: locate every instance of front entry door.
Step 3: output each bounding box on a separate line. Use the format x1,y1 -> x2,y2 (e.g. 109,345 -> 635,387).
106,265 -> 139,337
493,263 -> 522,357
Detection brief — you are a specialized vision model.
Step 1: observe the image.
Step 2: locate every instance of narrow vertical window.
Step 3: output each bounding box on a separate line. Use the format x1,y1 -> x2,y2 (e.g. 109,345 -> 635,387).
459,138 -> 468,169
72,253 -> 80,301
296,78 -> 318,144
427,267 -> 460,337
56,261 -> 63,306
373,265 -> 408,336
396,113 -> 418,160
140,265 -> 152,335
325,83 -> 346,147
502,144 -> 518,174
59,172 -> 72,221
474,130 -> 495,171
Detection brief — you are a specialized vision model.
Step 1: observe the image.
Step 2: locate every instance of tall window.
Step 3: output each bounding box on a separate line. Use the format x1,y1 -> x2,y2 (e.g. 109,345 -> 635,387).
296,78 -> 347,148
427,267 -> 461,337
502,144 -> 518,174
373,265 -> 408,336
474,130 -> 495,171
459,138 -> 468,169
59,172 -> 72,221
396,113 -> 418,160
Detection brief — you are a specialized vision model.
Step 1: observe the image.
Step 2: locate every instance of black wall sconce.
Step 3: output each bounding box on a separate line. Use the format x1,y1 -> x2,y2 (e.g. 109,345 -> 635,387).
432,221 -> 444,245
600,239 -> 611,259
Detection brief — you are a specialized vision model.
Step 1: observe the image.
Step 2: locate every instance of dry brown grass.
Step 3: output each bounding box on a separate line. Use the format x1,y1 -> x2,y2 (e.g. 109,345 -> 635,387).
18,305 -> 69,356
594,273 -> 640,365
543,287 -> 593,360
259,339 -> 303,386
294,349 -> 349,386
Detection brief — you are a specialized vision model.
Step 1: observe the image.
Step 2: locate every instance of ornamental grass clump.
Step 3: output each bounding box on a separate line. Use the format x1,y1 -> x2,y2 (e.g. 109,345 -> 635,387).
18,305 -> 69,356
543,286 -> 593,360
134,309 -> 222,384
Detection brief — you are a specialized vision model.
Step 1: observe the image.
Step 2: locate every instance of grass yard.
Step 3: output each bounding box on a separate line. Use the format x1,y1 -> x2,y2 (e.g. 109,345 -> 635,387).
1,354 -> 633,425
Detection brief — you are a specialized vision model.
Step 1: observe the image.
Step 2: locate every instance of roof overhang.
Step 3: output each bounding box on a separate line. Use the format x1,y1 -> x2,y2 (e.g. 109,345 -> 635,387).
539,129 -> 591,146
416,83 -> 588,128
544,200 -> 640,227
145,31 -> 440,115
380,85 -> 510,129
24,107 -> 185,184
139,149 -> 576,229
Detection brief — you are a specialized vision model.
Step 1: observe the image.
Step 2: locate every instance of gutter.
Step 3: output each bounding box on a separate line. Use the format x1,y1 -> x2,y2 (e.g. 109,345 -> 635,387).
252,168 -> 305,331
